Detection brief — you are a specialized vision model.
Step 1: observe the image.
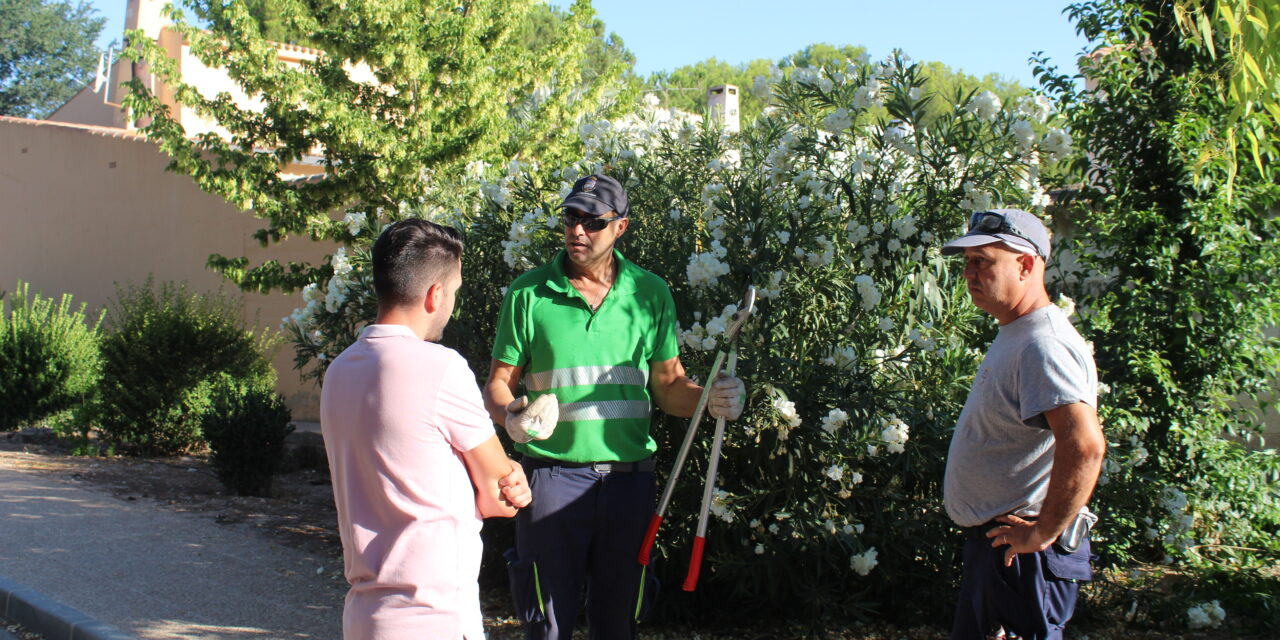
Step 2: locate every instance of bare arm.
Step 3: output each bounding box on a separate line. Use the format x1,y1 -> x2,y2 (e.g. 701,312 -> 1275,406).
989,402 -> 1106,565
460,434 -> 530,518
649,356 -> 704,418
483,359 -> 523,427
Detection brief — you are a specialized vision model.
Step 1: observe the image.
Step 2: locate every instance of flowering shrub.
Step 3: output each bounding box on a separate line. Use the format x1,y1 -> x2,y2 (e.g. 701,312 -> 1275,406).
286,51 -> 1068,621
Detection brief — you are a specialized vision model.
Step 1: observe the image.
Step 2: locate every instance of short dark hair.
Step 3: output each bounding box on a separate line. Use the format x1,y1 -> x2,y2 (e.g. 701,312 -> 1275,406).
372,219 -> 464,308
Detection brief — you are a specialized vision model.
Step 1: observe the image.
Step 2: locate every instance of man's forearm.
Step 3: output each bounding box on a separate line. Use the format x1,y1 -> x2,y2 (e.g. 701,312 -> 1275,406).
483,381 -> 516,426
653,376 -> 703,418
1037,403 -> 1106,542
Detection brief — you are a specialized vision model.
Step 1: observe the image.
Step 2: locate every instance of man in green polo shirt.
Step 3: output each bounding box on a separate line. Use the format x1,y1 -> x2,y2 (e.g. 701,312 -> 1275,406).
483,174 -> 745,640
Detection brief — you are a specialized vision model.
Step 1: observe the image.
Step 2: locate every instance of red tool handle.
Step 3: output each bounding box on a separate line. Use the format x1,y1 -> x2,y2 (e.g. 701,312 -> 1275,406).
637,514 -> 663,565
683,536 -> 706,591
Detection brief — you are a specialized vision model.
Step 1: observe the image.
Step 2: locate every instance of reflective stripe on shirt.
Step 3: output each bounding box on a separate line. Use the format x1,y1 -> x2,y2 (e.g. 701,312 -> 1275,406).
526,365 -> 648,392
558,400 -> 651,422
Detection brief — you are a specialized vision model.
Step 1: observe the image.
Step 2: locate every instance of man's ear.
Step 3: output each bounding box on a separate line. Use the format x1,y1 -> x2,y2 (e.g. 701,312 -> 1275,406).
1018,252 -> 1038,277
423,281 -> 444,314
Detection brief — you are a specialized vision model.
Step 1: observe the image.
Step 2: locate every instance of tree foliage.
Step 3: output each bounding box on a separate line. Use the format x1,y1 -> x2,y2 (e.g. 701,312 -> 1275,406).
0,0 -> 105,118
649,43 -> 1029,126
1037,0 -> 1280,623
1172,0 -> 1280,186
120,0 -> 635,295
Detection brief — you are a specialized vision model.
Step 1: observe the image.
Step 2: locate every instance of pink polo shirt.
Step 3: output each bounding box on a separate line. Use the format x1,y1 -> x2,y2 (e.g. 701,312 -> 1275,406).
320,324 -> 495,640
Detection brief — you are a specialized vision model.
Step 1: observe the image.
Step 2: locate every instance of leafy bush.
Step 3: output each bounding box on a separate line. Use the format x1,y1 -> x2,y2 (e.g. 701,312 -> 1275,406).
87,278 -> 277,455
284,52 -> 1067,622
1037,0 -> 1280,578
0,282 -> 103,431
200,374 -> 294,497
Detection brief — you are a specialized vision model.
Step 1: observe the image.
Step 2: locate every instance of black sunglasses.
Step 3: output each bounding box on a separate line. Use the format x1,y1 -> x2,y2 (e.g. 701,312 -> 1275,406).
968,211 -> 1043,257
562,213 -> 624,232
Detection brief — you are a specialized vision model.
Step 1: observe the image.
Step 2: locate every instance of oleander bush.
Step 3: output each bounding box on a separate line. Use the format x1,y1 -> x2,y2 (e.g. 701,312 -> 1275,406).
283,51 -> 1067,622
200,373 -> 294,497
85,278 -> 277,456
274,1 -> 1280,631
0,282 -> 103,431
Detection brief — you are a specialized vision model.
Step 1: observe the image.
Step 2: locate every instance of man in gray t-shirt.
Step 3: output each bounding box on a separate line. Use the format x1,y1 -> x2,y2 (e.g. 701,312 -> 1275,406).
940,209 -> 1105,640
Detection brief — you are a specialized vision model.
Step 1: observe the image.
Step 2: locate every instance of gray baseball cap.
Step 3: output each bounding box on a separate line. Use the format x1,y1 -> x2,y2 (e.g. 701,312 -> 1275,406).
941,208 -> 1051,259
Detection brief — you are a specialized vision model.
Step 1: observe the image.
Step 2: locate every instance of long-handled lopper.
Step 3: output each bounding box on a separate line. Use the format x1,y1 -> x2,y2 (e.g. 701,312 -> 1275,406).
637,286 -> 757,569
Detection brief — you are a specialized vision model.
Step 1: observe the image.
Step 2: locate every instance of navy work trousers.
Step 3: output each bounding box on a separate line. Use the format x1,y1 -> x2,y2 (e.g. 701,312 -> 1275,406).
950,529 -> 1093,640
506,458 -> 656,640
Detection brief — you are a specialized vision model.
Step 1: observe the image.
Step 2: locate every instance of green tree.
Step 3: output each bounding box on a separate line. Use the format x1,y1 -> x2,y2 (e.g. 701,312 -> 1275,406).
0,0 -> 105,118
120,0 -> 634,295
1038,0 -> 1280,622
647,43 -> 1029,125
1173,0 -> 1280,188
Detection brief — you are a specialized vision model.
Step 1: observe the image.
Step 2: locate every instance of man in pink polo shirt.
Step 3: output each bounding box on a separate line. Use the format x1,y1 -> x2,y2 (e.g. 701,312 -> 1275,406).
321,219 -> 531,640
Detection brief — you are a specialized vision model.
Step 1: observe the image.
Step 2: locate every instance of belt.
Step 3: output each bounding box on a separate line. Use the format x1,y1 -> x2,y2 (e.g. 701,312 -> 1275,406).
965,515 -> 1037,539
523,456 -> 656,473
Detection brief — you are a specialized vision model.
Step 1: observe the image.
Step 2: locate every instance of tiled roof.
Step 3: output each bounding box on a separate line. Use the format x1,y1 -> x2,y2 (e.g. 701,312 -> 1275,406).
0,115 -> 147,140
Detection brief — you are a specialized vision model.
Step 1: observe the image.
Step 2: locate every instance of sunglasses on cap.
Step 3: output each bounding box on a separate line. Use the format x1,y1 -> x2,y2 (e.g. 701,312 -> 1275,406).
968,210 -> 1043,257
562,213 -> 624,232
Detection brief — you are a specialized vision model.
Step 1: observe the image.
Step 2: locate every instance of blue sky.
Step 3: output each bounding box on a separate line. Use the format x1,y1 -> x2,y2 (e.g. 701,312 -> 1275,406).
90,0 -> 1091,88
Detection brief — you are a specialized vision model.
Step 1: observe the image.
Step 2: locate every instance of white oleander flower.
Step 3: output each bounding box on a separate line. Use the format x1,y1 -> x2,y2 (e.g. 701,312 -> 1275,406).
892,215 -> 918,239
822,107 -> 853,133
854,275 -> 881,310
1041,128 -> 1073,163
1010,119 -> 1036,152
878,317 -> 895,333
330,247 -> 353,276
852,79 -> 881,109
822,345 -> 858,370
1055,294 -> 1076,318
883,120 -> 916,154
754,543 -> 765,555
820,408 -> 849,434
771,390 -> 802,428
824,465 -> 845,481
343,212 -> 367,236
709,489 -> 735,523
966,90 -> 1002,121
880,416 -> 910,454
1186,600 -> 1226,629
1017,94 -> 1053,123
686,252 -> 730,288
848,223 -> 870,244
850,547 -> 879,576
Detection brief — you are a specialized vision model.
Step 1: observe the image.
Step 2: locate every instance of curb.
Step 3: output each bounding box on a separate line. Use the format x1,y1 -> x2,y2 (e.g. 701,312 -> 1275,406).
0,575 -> 134,640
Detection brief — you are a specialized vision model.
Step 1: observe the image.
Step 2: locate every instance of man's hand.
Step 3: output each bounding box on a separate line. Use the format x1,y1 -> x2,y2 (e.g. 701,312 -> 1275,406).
987,514 -> 1055,567
499,462 -> 532,509
707,376 -> 745,421
504,394 -> 558,443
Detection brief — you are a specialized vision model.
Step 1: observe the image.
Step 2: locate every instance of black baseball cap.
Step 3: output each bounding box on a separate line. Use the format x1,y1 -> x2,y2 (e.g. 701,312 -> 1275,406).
558,174 -> 629,217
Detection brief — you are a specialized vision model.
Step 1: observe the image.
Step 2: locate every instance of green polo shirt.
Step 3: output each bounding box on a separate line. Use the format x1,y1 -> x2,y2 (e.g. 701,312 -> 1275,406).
492,249 -> 681,462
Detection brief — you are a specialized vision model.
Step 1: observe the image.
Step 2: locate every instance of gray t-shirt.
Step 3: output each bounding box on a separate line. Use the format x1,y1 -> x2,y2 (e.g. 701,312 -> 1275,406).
944,304 -> 1098,527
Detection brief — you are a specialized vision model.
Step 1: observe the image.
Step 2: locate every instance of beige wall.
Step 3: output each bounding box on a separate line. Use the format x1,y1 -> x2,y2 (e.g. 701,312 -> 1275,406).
0,116 -> 331,420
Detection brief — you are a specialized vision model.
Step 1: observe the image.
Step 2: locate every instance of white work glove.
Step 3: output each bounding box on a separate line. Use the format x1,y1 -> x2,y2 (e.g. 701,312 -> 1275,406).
707,376 -> 745,421
504,394 -> 559,444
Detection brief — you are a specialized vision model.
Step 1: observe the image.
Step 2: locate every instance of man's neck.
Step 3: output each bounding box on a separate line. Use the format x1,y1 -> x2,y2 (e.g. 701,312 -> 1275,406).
376,308 -> 429,340
565,250 -> 617,286
997,292 -> 1052,325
